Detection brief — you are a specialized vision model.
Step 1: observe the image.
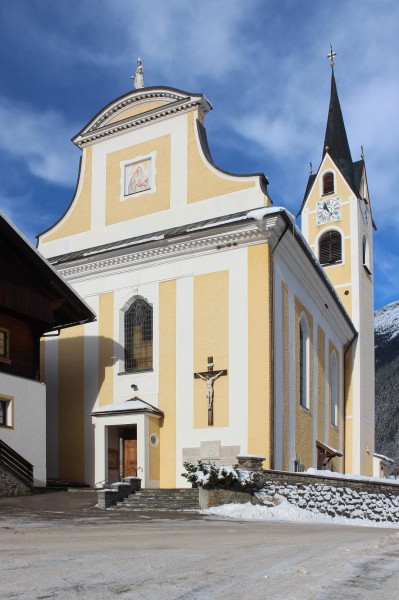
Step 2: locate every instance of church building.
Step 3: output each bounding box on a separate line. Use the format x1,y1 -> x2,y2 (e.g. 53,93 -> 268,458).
37,57 -> 375,487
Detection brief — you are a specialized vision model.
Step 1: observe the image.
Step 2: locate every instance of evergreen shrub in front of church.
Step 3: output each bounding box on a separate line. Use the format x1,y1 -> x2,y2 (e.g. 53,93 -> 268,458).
182,461 -> 263,492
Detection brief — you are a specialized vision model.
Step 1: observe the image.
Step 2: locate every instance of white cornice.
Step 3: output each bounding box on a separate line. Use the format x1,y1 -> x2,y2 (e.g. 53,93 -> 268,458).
55,224 -> 271,282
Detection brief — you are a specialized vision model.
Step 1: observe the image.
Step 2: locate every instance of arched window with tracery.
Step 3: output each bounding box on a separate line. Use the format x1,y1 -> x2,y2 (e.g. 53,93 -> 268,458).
319,230 -> 342,266
124,297 -> 153,372
322,171 -> 334,195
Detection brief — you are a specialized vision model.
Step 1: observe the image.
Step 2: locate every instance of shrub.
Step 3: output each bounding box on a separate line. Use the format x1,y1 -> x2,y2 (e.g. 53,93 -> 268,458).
182,460 -> 262,492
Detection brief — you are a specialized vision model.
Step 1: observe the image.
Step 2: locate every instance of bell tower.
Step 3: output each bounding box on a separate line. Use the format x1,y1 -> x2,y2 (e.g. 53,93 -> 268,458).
299,49 -> 375,475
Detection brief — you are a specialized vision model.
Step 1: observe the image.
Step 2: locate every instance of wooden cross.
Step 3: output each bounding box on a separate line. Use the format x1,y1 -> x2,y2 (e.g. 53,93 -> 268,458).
327,44 -> 336,68
194,356 -> 228,426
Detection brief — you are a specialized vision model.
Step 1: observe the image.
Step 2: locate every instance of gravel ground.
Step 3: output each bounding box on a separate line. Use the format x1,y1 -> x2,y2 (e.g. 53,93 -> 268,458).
0,491 -> 399,599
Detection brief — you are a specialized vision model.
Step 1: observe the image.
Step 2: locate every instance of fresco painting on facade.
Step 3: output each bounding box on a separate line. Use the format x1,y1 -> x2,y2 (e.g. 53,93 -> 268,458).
124,158 -> 151,197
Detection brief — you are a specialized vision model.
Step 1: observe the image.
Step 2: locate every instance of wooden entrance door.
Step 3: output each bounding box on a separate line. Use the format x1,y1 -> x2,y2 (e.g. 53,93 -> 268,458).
124,438 -> 137,477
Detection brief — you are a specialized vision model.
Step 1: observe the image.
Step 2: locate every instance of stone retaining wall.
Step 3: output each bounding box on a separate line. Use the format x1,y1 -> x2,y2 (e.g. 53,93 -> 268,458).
0,465 -> 32,497
199,488 -> 262,509
259,470 -> 399,522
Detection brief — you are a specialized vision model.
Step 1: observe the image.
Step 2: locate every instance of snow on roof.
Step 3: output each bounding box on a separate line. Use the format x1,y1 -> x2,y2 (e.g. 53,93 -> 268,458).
374,453 -> 394,464
92,397 -> 163,417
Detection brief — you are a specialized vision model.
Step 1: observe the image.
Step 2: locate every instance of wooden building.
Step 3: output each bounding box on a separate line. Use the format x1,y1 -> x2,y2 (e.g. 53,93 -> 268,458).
0,212 -> 95,488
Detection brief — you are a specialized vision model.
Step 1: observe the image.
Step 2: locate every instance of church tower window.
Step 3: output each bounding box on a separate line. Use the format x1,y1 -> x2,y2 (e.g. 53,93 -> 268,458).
124,297 -> 153,372
319,230 -> 342,266
299,314 -> 310,409
362,234 -> 371,274
322,171 -> 335,195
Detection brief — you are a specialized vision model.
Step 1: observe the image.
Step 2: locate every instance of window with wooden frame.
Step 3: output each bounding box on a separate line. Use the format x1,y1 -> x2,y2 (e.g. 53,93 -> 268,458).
124,297 -> 153,372
299,314 -> 310,410
322,171 -> 335,195
0,328 -> 9,360
319,230 -> 342,266
0,396 -> 12,427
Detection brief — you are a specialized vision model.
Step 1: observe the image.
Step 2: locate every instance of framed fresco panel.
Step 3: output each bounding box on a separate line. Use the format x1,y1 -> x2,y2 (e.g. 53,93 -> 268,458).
124,158 -> 152,197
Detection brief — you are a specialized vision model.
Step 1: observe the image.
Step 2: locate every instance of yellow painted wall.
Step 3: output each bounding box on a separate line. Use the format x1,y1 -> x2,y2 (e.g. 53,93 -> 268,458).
247,244 -> 272,467
317,325 -> 325,442
105,135 -> 171,225
294,298 -> 314,469
107,101 -> 167,124
149,416 -> 160,481
58,325 -> 85,482
41,147 -> 92,242
98,293 -> 114,407
187,112 -> 257,204
193,271 -> 229,428
158,280 -> 177,487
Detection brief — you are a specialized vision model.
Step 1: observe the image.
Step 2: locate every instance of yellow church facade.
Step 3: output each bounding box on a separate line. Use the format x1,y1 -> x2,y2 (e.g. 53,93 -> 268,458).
38,72 -> 374,487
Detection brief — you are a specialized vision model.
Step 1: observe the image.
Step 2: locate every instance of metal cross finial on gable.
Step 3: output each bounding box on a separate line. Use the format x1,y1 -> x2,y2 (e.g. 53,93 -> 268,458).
194,356 -> 228,426
327,44 -> 336,68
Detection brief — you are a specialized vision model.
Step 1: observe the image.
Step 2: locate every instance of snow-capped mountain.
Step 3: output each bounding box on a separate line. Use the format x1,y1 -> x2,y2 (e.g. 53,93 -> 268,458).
375,300 -> 399,474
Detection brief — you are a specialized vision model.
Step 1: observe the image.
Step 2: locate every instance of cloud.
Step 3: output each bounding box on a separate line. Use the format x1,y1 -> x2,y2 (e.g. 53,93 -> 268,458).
0,97 -> 79,187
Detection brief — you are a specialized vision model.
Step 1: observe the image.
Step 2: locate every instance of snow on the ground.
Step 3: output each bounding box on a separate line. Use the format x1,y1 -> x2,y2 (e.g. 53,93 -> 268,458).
202,496 -> 399,528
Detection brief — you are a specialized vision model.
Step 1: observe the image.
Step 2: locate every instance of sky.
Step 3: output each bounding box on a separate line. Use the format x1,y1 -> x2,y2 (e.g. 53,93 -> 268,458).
0,0 -> 398,310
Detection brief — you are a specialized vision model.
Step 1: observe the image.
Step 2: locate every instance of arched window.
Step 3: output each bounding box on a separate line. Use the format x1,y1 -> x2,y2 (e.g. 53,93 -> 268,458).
330,351 -> 338,426
299,314 -> 310,409
124,297 -> 153,372
322,172 -> 334,195
319,231 -> 342,266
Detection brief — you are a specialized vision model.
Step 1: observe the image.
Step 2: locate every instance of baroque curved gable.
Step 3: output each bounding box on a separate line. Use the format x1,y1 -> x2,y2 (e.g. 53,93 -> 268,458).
72,86 -> 212,148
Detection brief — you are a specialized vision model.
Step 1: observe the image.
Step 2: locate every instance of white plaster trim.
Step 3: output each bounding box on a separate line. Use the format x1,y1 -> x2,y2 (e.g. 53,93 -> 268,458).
288,288 -> 296,469
175,276 -> 194,487
273,274 -> 284,471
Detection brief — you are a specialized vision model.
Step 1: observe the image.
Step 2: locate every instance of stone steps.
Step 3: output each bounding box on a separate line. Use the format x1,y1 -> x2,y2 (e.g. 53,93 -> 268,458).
116,488 -> 200,511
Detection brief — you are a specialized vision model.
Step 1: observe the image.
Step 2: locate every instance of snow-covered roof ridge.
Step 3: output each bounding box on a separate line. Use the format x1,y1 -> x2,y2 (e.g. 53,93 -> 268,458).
91,397 -> 163,416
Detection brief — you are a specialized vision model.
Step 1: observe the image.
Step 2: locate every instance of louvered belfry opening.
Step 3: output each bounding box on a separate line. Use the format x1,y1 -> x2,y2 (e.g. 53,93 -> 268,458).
319,230 -> 342,266
322,172 -> 334,195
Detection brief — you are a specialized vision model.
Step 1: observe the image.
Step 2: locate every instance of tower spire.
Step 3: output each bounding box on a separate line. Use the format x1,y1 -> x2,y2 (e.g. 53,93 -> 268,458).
323,54 -> 355,190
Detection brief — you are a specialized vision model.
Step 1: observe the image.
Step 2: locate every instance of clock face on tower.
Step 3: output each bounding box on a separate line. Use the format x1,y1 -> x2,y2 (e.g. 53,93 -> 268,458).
316,197 -> 341,225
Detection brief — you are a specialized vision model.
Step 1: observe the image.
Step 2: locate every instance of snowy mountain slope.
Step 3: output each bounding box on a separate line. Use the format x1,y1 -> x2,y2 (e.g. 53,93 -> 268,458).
375,300 -> 399,474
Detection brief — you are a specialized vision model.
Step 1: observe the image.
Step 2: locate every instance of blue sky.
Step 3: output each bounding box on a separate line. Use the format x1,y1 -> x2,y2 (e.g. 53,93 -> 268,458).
0,0 -> 398,310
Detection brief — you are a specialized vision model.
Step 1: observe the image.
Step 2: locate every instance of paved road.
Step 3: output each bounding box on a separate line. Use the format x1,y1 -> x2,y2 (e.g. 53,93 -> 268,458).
0,492 -> 398,599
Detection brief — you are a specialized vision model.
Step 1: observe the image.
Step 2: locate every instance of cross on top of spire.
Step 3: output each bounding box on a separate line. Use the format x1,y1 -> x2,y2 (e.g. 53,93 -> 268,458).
327,45 -> 336,68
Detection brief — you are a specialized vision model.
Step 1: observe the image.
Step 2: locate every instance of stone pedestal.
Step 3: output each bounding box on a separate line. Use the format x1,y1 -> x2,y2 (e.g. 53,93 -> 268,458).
124,476 -> 142,493
236,454 -> 265,472
97,489 -> 118,509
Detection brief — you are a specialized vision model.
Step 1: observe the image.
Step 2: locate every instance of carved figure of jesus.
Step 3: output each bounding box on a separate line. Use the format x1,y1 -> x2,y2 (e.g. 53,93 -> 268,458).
196,370 -> 224,411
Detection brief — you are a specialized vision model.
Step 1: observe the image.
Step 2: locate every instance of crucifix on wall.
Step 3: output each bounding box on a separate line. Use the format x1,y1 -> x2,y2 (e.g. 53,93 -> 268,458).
194,356 -> 227,426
